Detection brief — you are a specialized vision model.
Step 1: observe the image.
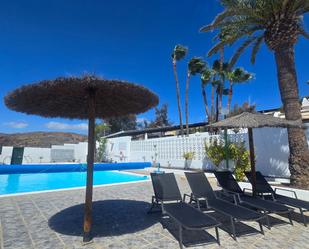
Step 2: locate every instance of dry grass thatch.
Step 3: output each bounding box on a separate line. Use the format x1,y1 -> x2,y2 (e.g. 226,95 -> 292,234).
208,112 -> 304,129
4,75 -> 159,119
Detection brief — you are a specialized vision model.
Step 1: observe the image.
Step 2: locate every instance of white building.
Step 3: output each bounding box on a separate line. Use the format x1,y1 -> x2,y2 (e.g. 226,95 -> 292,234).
0,142 -> 88,164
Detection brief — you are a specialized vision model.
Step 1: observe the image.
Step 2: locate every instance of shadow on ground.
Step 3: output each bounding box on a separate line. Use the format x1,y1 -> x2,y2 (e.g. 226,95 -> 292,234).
48,200 -> 159,238
207,211 -> 264,238
265,214 -> 293,227
160,216 -> 218,247
279,211 -> 309,226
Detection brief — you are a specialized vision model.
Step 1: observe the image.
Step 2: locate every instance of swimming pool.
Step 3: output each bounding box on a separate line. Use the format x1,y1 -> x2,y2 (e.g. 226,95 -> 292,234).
0,170 -> 148,196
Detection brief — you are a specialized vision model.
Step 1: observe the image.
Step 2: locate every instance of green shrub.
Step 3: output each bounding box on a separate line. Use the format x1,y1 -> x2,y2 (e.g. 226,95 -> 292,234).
204,137 -> 251,181
96,137 -> 107,162
230,142 -> 251,181
204,137 -> 226,167
183,152 -> 195,160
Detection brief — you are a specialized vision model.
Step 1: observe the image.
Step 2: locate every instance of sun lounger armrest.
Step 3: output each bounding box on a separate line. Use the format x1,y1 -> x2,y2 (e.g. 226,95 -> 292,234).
183,193 -> 192,202
275,187 -> 298,199
189,194 -> 209,209
216,190 -> 229,197
243,188 -> 253,195
217,190 -> 239,204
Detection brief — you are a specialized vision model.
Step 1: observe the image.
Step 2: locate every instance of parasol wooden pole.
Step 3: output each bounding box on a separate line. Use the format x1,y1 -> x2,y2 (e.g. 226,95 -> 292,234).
224,128 -> 229,170
248,128 -> 256,196
83,89 -> 96,243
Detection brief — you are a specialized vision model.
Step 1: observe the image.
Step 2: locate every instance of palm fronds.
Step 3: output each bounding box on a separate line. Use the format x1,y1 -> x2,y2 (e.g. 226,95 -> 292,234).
251,35 -> 264,64
229,36 -> 257,68
201,68 -> 213,85
201,0 -> 308,65
229,67 -> 253,83
172,45 -> 188,61
188,57 -> 206,75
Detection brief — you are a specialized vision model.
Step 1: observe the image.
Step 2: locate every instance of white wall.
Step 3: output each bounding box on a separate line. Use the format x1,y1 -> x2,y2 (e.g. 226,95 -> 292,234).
106,136 -> 131,162
0,142 -> 88,164
129,133 -> 213,170
73,142 -> 88,163
23,147 -> 51,164
252,127 -> 309,178
106,127 -> 309,179
0,146 -> 13,164
107,132 -> 247,170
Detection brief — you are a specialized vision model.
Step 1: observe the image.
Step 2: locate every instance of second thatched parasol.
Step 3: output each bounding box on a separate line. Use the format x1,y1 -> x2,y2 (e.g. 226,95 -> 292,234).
4,75 -> 159,242
207,112 -> 303,195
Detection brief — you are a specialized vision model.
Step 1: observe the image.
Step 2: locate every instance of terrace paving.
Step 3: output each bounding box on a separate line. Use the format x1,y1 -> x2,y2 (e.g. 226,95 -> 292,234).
0,172 -> 308,249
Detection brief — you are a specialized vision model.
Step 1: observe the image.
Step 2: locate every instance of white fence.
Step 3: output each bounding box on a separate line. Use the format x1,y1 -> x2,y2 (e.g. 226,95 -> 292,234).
129,132 -> 246,170
106,127 -> 309,178
106,132 -> 246,170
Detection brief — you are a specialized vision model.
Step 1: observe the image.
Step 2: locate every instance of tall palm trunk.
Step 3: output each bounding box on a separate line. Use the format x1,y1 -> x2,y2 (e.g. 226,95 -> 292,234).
274,47 -> 309,187
215,88 -> 219,122
201,83 -> 210,119
218,47 -> 224,118
227,80 -> 233,112
172,58 -> 184,136
219,85 -> 223,116
210,84 -> 215,123
185,70 -> 191,135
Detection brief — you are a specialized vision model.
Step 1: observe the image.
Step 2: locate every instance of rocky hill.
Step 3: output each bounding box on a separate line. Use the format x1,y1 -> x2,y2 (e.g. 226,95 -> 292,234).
0,132 -> 87,148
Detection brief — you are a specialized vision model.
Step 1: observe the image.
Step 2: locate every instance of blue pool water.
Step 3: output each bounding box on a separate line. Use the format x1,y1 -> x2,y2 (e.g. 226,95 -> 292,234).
0,171 -> 148,195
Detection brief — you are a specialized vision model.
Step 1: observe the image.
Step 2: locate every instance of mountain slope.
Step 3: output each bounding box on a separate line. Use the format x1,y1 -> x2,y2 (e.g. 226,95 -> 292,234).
0,132 -> 87,148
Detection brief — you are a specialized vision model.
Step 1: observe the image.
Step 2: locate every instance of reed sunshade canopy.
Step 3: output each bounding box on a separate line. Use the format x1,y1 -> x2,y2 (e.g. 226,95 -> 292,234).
4,76 -> 158,119
207,112 -> 303,195
4,75 -> 159,243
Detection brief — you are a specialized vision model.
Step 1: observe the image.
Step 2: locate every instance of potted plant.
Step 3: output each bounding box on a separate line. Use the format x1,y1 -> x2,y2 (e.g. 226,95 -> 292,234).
183,152 -> 195,169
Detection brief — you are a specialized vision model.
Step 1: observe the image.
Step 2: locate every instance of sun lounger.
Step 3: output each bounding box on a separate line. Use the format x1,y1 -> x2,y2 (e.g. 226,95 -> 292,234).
214,171 -> 293,227
149,173 -> 221,248
185,172 -> 266,240
245,171 -> 309,226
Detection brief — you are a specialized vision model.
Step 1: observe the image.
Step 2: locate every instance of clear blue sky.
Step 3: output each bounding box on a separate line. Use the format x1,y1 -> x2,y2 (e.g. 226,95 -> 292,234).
0,0 -> 308,134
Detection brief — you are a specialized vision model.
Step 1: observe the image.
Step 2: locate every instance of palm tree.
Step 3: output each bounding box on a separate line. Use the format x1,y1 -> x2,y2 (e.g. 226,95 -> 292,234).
201,68 -> 213,119
185,57 -> 206,135
212,60 -> 229,121
172,45 -> 188,136
200,0 -> 309,187
226,68 -> 253,112
210,79 -> 221,123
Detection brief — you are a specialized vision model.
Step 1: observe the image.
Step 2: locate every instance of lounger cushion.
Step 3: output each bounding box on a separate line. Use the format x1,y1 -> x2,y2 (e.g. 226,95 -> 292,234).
164,202 -> 219,229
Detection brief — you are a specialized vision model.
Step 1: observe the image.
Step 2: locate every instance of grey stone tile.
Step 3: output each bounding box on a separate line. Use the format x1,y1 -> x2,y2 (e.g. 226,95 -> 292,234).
0,175 -> 308,249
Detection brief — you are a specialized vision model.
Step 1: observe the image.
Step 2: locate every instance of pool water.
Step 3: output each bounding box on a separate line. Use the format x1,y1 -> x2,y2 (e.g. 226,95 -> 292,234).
0,171 -> 148,195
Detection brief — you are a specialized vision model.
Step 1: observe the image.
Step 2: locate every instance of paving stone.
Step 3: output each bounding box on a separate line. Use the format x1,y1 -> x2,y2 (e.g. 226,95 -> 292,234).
0,174 -> 308,249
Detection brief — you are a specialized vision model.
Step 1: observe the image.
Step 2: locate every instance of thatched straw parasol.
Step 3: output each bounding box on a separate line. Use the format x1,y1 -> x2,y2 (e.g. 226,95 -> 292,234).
4,75 -> 158,242
207,112 -> 303,195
